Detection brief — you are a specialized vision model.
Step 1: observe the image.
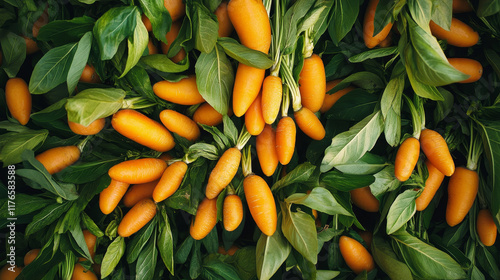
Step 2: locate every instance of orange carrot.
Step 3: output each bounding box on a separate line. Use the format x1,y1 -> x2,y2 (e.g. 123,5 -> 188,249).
147,38 -> 158,55
245,92 -> 265,136
123,179 -> 159,208
261,75 -> 283,124
24,36 -> 39,54
79,65 -> 101,83
215,1 -> 234,37
141,14 -> 152,32
118,198 -> 157,237
35,146 -> 81,175
350,186 -> 379,212
0,264 -> 22,280
153,75 -> 205,105
416,160 -> 445,211
205,147 -> 241,199
164,0 -> 186,22
190,197 -> 218,240
192,102 -> 225,127
218,245 -> 239,255
244,174 -> 277,236
160,20 -> 186,63
363,0 -> 394,49
452,0 -> 473,13
275,116 -> 296,165
108,158 -> 167,184
446,167 -> 478,226
82,230 -> 97,261
232,64 -> 266,117
71,263 -> 98,280
68,118 -> 105,135
159,109 -> 200,141
223,194 -> 243,231
476,209 -> 498,246
419,128 -> 455,177
5,77 -> 31,125
99,179 -> 130,215
111,109 -> 175,152
430,18 -> 479,48
339,235 -> 375,275
152,161 -> 188,202
394,137 -> 420,181
299,54 -> 326,113
24,248 -> 40,266
320,80 -> 354,114
294,107 -> 325,140
448,58 -> 483,83
256,124 -> 279,177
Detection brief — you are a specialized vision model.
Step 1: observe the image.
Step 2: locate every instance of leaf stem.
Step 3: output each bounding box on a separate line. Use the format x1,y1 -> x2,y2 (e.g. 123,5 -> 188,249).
236,127 -> 252,150
241,145 -> 252,178
77,135 -> 93,152
466,123 -> 483,171
281,55 -> 302,112
121,97 -> 156,109
403,94 -> 422,139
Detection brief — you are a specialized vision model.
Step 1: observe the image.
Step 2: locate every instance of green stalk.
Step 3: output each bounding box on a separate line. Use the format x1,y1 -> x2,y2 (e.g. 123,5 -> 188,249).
236,127 -> 252,150
121,97 -> 156,109
281,86 -> 290,117
303,28 -> 314,58
281,55 -> 302,112
77,135 -> 93,152
466,124 -> 483,171
241,145 -> 252,178
403,94 -> 422,139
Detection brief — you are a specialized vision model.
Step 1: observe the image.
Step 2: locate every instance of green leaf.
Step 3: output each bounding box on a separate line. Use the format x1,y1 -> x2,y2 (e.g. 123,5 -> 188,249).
408,0 -> 433,31
325,89 -> 379,121
101,236 -> 125,278
391,231 -> 466,279
126,218 -> 156,263
158,209 -> 174,275
317,270 -> 341,280
190,241 -> 202,279
328,0 -> 360,45
349,46 -> 398,63
25,201 -> 71,236
65,88 -> 126,126
381,74 -> 404,147
140,54 -> 190,73
330,71 -> 385,92
281,0 -> 315,53
81,212 -> 104,238
136,232 -> 158,280
138,0 -> 171,44
37,16 -> 96,45
371,235 -> 413,280
66,32 -> 92,93
256,227 -> 291,280
477,0 -> 500,17
120,11 -> 149,78
0,194 -> 50,219
433,88 -> 454,125
430,0 -> 452,31
320,169 -> 375,192
0,31 -> 26,78
386,189 -> 418,234
69,225 -> 93,261
281,204 -> 318,264
271,162 -> 317,192
93,6 -> 137,60
285,187 -> 352,216
0,129 -> 48,166
192,1 -> 218,53
195,45 -> 234,115
476,245 -> 500,279
217,37 -> 274,69
406,66 -> 443,101
370,165 -> 400,199
223,115 -> 238,147
373,0 -> 401,36
168,13 -> 193,58
334,152 -> 388,175
55,158 -> 121,184
321,111 -> 384,172
202,259 -> 242,280
29,42 -> 78,94
174,236 -> 194,264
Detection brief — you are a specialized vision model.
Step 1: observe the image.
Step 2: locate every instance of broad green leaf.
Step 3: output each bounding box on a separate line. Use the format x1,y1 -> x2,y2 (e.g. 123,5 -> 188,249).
349,46 -> 398,63
66,32 -> 92,93
0,194 -> 50,219
271,162 -> 317,191
433,88 -> 454,125
217,37 -> 273,69
320,169 -> 375,192
126,218 -> 156,263
281,204 -> 318,264
334,152 -> 388,175
69,226 -> 93,261
138,0 -> 171,44
408,0 -> 433,31
0,8 -> 16,27
30,99 -> 68,123
370,165 -> 400,199
285,187 -> 352,216
281,0 -> 315,53
371,235 -> 413,279
381,74 -> 404,147
256,227 -> 291,280
0,31 -> 26,78
386,189 -> 418,234
329,0 -> 360,45
477,0 -> 500,17
202,259 -> 242,280
391,231 -> 466,279
17,236 -> 65,278
297,2 -> 329,35
174,236 -> 194,264
158,209 -> 174,275
25,201 -> 71,235
136,233 -> 158,280
168,13 -> 193,58
81,212 -> 104,238
190,241 -> 202,279
373,0 -> 402,36
476,245 -> 500,279
430,0 -> 452,31
93,6 -> 137,60
65,88 -> 126,126
55,158 -> 121,184
317,270 -> 341,280
101,236 -> 125,278
120,11 -> 149,78
195,45 -> 234,115
406,65 -> 443,101
321,111 -> 384,172
0,129 -> 48,166
223,115 -> 238,147
330,71 -> 385,92
326,89 -> 378,122
37,16 -> 96,45
192,1 -> 218,53
140,54 -> 190,73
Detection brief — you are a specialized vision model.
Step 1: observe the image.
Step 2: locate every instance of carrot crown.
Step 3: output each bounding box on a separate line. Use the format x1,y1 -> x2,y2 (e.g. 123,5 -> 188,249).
241,145 -> 252,178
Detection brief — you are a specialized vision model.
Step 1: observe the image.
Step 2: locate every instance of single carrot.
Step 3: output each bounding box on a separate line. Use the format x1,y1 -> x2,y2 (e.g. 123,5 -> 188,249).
192,102 -> 225,127
160,20 -> 186,63
68,118 -> 106,135
245,92 -> 265,136
215,1 -> 234,38
232,64 -> 266,117
275,116 -> 296,165
123,179 -> 159,208
218,245 -> 239,256
24,36 -> 39,54
448,58 -> 483,83
71,263 -> 98,280
205,147 -> 241,199
261,75 -> 283,124
357,231 -> 373,250
299,54 -> 326,113
223,194 -> 243,231
118,198 -> 157,237
82,230 -> 97,261
294,107 -> 326,140
24,248 -> 40,266
419,128 -> 455,177
244,174 -> 277,236
108,158 -> 167,184
152,161 -> 188,202
339,235 -> 375,275
35,146 -> 81,175
394,137 -> 420,181
446,167 -> 478,227
153,75 -> 205,105
159,109 -> 200,141
256,124 -> 279,177
320,80 -> 354,114
5,77 -> 31,125
363,0 -> 394,49
190,197 -> 218,240
99,179 -> 130,215
377,32 -> 392,47
476,209 -> 498,246
111,109 -> 175,152
79,65 -> 101,83
350,186 -> 379,212
416,160 -> 445,211
429,18 -> 479,48
164,0 -> 186,22
141,14 -> 152,32
452,0 -> 473,13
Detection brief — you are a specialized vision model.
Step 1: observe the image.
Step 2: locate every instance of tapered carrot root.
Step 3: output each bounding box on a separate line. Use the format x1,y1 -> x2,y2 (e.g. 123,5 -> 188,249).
100,179 -> 130,215
394,137 -> 420,181
420,129 -> 455,177
477,209 -> 498,246
35,146 -> 81,175
123,179 -> 159,208
275,116 -> 296,165
5,77 -> 31,125
108,158 -> 167,184
215,1 -> 234,38
159,109 -> 200,141
153,75 -> 205,105
244,174 -> 277,236
245,93 -> 265,135
262,76 -> 282,124
446,167 -> 478,227
256,124 -> 279,177
153,161 -> 188,202
205,147 -> 242,199
339,236 -> 375,275
363,0 -> 394,49
118,198 -> 157,237
232,64 -> 266,117
223,194 -> 243,231
112,109 -> 175,152
68,118 -> 105,135
430,18 -> 479,48
350,186 -> 379,212
448,58 -> 483,83
24,249 -> 40,266
299,54 -> 326,113
320,80 -> 354,113
190,197 -> 218,240
294,107 -> 325,140
416,160 -> 445,211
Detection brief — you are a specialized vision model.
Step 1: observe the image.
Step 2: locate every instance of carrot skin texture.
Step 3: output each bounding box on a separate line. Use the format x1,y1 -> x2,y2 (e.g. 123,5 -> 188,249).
275,116 -> 296,165
256,124 -> 279,177
153,161 -> 188,202
123,179 -> 159,208
164,0 -> 186,22
118,198 -> 157,237
339,236 -> 375,275
420,129 -> 455,177
320,80 -> 354,113
394,137 -> 420,181
108,158 -> 167,184
68,118 -> 105,135
245,93 -> 265,135
416,160 -> 445,211
160,109 -> 200,141
223,194 -> 243,231
193,102 -> 225,126
232,63 -> 266,117
363,0 -> 394,49
100,179 -> 130,215
35,146 -> 81,175
446,167 -> 478,227
71,263 -> 98,280
261,75 -> 282,124
294,107 -> 326,140
190,197 -> 218,240
79,64 -> 101,83
244,174 -> 277,236
24,248 -> 40,266
112,109 -> 175,152
153,75 -> 205,105
6,77 -> 31,125
299,54 -> 326,113
350,186 -> 379,212
448,58 -> 483,83
430,18 -> 479,47
205,147 -> 241,199
215,1 -> 234,37
477,209 -> 498,246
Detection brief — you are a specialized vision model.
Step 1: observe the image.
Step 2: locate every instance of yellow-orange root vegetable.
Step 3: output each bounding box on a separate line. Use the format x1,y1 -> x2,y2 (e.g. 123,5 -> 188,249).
256,124 -> 279,177
446,167 -> 478,227
299,54 -> 326,113
118,198 -> 157,237
190,197 -> 218,240
275,116 -> 296,165
448,58 -> 483,83
153,75 -> 205,105
159,109 -> 200,141
68,118 -> 105,135
123,179 -> 159,208
419,128 -> 455,177
394,137 -> 420,182
339,235 -> 375,275
416,160 -> 445,211
261,75 -> 282,124
223,194 -> 243,231
350,186 -> 379,212
363,0 -> 394,49
429,18 -> 479,48
5,77 -> 31,125
245,92 -> 265,135
152,161 -> 188,202
35,146 -> 81,175
320,80 -> 354,114
108,158 -> 167,184
99,179 -> 130,215
244,174 -> 277,236
294,107 -> 325,140
205,147 -> 241,199
477,209 -> 498,246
